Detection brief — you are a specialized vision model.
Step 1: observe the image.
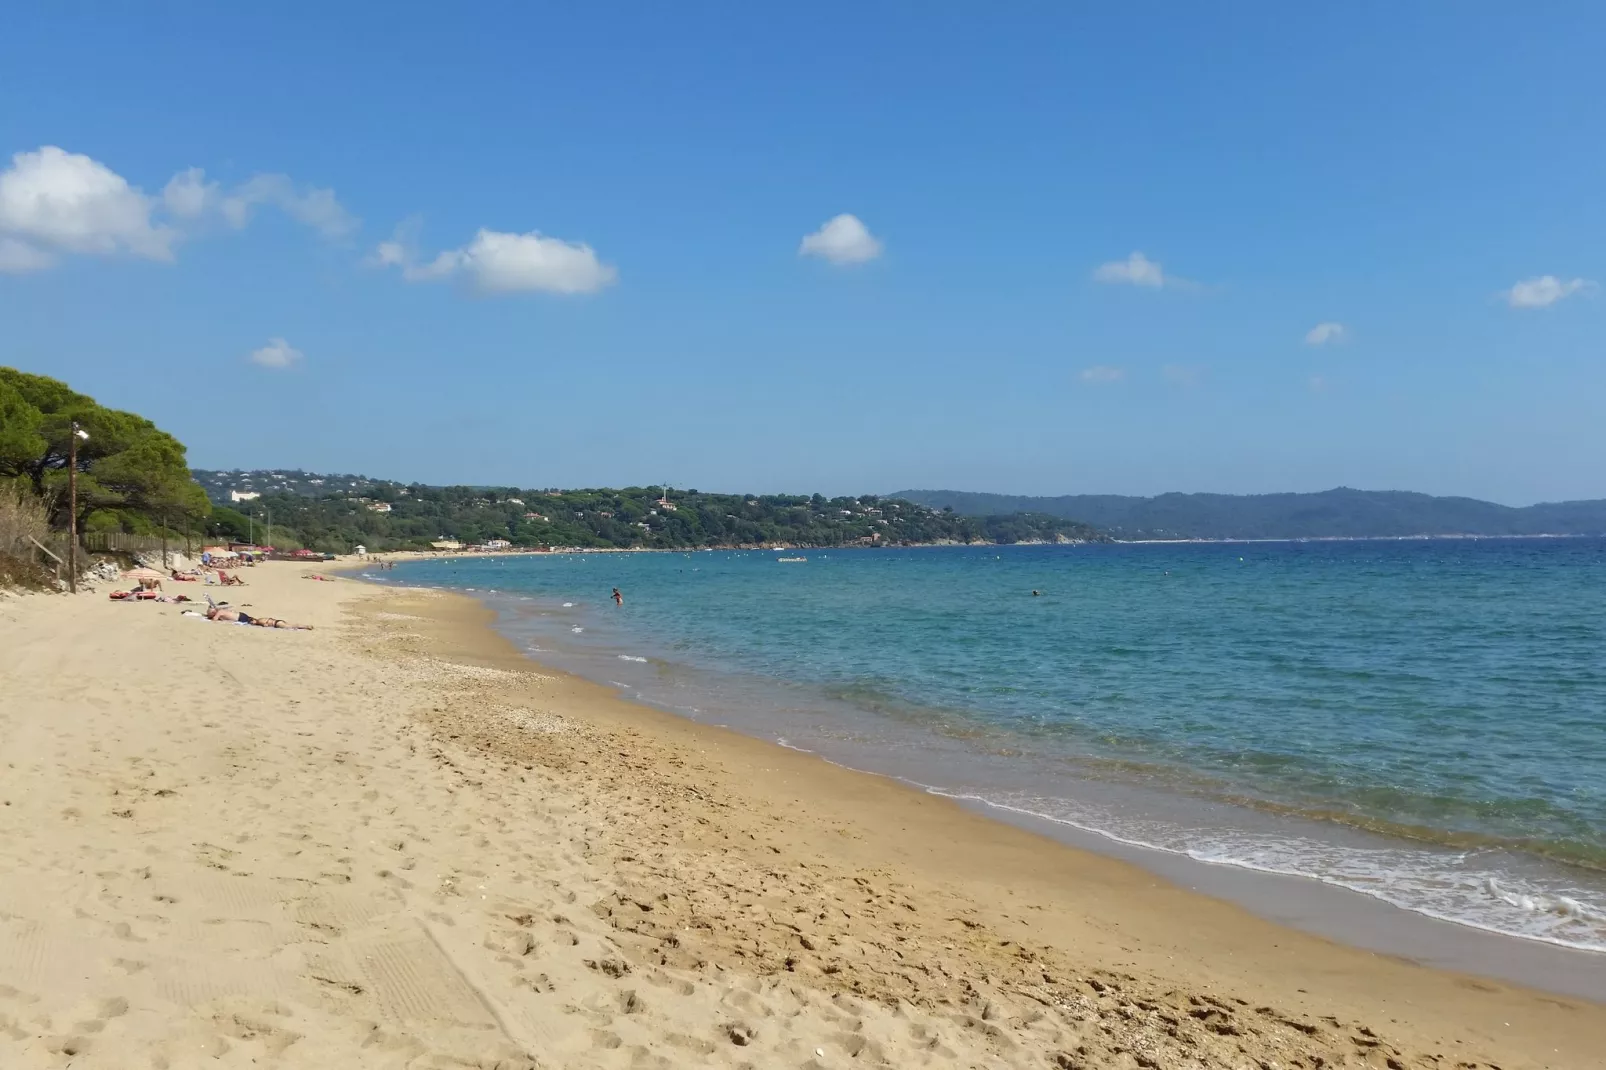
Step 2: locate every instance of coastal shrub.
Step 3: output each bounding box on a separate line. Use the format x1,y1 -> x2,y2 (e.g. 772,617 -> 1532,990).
0,479 -> 49,557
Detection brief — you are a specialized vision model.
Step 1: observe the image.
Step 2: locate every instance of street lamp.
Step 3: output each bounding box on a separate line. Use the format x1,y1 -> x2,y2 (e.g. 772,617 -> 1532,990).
67,422 -> 89,593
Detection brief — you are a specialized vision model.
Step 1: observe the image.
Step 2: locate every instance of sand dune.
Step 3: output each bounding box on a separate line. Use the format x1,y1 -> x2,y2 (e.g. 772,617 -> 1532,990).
0,564 -> 1599,1068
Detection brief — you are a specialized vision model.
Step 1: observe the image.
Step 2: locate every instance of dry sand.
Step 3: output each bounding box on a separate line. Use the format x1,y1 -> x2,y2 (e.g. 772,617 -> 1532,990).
0,563 -> 1600,1068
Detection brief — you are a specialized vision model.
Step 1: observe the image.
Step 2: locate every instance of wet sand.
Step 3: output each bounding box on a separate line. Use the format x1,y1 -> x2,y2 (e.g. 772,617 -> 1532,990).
0,563 -> 1599,1068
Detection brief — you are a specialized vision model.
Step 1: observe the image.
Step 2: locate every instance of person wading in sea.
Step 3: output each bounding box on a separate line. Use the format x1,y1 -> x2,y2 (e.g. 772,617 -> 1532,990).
612,587 -> 623,606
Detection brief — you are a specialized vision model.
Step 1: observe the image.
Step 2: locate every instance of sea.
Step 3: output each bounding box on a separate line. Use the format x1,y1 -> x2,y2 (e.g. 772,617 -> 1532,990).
363,538 -> 1606,960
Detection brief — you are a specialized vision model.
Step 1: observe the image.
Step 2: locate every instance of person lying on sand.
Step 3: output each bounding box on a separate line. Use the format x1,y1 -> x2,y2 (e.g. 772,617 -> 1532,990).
203,605 -> 313,630
217,572 -> 245,586
303,574 -> 335,581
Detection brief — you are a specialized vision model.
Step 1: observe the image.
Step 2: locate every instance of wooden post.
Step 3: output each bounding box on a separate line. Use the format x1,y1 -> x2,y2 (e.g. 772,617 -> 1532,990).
67,423 -> 78,594
160,510 -> 169,569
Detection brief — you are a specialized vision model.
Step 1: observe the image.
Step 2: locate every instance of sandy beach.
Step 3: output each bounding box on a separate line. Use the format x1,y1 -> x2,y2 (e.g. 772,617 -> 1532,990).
1,563 -> 1600,1069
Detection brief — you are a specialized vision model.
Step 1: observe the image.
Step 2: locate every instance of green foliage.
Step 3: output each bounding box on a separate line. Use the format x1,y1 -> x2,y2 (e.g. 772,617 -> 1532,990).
0,366 -> 211,535
205,505 -> 254,541
0,378 -> 46,476
191,471 -> 1110,552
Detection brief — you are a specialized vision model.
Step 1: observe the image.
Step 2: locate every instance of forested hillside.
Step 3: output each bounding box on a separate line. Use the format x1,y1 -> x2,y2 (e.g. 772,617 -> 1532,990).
193,471 -> 1108,552
894,488 -> 1606,540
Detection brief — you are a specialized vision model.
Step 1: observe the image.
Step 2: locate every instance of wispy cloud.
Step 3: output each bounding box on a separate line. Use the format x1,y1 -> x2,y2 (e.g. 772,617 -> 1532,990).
798,213 -> 883,265
1092,251 -> 1166,288
0,236 -> 60,273
166,170 -> 357,239
1162,364 -> 1203,388
1504,275 -> 1594,309
1304,322 -> 1346,346
248,337 -> 303,369
1079,365 -> 1125,384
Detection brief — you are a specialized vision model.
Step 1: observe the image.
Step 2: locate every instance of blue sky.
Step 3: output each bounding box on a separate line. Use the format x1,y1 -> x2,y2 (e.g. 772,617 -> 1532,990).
2,5 -> 1602,504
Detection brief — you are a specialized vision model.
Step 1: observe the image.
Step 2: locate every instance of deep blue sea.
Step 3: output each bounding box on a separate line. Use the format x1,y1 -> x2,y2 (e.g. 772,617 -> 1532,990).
367,539 -> 1606,953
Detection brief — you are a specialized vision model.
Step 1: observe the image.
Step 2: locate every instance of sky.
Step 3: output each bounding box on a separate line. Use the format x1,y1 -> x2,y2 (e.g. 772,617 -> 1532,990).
1,5 -> 1602,505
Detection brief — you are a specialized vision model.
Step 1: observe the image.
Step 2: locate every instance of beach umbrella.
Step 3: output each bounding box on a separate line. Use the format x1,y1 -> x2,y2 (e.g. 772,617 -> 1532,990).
121,567 -> 167,582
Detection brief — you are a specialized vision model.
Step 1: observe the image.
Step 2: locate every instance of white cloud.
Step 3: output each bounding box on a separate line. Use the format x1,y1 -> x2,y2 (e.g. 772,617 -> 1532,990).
373,239 -> 409,268
1304,322 -> 1346,346
248,337 -> 304,369
1093,251 -> 1166,288
798,213 -> 882,265
0,237 -> 57,273
376,226 -> 616,294
161,167 -> 217,219
0,146 -> 176,270
0,146 -> 354,274
1080,365 -> 1125,384
1504,275 -> 1593,309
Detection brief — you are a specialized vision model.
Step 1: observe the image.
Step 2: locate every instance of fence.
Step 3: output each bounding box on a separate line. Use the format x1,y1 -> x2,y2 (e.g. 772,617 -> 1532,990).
80,532 -> 171,554
29,532 -> 175,577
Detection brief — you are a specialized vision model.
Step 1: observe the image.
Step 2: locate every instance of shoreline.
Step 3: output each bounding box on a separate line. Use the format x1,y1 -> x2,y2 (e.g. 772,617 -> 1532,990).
394,582 -> 1606,1056
428,572 -> 1606,997
357,548 -> 1606,973
2,564 -> 1600,1066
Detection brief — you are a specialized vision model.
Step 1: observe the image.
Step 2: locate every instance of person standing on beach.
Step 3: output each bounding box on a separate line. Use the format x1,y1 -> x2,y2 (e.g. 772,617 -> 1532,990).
612,587 -> 623,606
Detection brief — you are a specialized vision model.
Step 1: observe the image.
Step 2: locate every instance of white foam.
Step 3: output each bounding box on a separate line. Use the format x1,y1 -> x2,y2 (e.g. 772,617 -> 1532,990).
618,654 -> 648,663
1486,878 -> 1606,923
921,787 -> 1606,954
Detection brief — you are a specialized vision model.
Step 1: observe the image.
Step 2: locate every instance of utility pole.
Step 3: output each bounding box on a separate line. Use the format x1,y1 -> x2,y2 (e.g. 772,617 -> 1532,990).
160,509 -> 169,569
67,424 -> 78,593
66,422 -> 87,594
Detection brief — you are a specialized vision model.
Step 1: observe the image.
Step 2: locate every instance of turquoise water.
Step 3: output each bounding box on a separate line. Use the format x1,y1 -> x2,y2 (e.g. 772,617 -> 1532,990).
372,539 -> 1606,951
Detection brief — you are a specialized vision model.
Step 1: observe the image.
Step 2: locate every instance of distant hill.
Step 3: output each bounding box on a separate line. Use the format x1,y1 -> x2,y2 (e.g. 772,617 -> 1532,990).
891,488 -> 1606,540
191,470 -> 1108,551
192,469 -> 403,502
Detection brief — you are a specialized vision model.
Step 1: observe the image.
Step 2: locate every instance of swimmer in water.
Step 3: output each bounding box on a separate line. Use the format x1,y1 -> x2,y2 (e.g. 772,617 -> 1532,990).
612,587 -> 623,606
1031,590 -> 1041,597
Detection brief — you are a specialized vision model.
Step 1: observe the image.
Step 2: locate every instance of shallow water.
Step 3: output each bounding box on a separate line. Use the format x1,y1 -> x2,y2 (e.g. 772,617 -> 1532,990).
371,539 -> 1606,953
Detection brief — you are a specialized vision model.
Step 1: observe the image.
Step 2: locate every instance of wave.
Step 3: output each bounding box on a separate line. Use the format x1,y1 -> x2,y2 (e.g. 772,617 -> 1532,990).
924,788 -> 1606,954
1485,878 -> 1606,925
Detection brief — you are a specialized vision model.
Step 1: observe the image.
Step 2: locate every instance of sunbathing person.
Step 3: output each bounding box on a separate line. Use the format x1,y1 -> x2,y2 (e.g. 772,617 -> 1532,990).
204,605 -> 313,630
